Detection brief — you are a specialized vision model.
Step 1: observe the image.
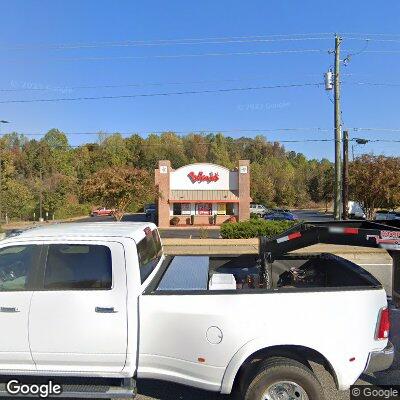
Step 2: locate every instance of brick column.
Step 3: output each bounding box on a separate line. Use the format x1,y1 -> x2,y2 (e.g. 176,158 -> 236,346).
238,160 -> 250,221
155,160 -> 171,228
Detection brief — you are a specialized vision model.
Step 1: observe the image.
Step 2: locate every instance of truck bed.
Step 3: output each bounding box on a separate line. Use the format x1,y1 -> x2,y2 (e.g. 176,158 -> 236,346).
150,253 -> 381,293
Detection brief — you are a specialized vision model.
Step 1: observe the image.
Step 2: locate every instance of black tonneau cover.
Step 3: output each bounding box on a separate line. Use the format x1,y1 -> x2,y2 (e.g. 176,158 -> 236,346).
260,220 -> 400,261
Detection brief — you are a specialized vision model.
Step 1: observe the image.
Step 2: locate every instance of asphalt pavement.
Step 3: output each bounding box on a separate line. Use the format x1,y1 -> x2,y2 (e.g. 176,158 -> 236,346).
79,209 -> 333,239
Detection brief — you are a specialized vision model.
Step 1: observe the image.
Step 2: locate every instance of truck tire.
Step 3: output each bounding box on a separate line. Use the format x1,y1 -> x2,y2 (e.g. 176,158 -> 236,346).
243,357 -> 325,400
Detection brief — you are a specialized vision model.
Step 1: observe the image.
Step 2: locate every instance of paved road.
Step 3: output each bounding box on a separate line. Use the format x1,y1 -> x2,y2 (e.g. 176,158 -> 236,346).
79,214 -> 222,238
293,209 -> 334,222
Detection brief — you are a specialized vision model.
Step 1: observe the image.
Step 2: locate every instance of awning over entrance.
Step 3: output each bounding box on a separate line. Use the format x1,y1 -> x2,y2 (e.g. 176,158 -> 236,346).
169,190 -> 239,203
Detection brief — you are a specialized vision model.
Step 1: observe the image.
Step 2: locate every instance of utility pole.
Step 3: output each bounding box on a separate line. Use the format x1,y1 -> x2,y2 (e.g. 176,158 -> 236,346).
333,35 -> 342,220
342,130 -> 349,220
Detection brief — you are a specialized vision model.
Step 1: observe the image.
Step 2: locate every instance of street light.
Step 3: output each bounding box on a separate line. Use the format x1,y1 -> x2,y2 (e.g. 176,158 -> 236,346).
351,138 -> 369,160
0,120 -> 10,222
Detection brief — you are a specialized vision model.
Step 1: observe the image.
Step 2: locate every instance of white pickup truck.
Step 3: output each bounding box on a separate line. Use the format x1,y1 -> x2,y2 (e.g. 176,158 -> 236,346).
0,221 -> 397,400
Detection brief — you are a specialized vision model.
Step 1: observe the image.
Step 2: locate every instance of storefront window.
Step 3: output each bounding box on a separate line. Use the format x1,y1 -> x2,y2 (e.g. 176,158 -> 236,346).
181,203 -> 191,215
226,203 -> 235,215
173,203 -> 182,215
196,203 -> 212,215
217,203 -> 226,215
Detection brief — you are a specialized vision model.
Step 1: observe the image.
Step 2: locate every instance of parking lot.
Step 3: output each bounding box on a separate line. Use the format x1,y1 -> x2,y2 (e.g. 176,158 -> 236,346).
79,209 -> 333,239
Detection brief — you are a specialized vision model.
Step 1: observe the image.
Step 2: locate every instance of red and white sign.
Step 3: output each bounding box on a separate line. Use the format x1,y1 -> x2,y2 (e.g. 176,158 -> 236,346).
188,171 -> 219,184
367,230 -> 400,250
196,203 -> 212,215
170,163 -> 238,191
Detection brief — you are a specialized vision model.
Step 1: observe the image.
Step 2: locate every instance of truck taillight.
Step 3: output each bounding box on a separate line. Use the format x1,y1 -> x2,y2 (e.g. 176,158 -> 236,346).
376,307 -> 390,340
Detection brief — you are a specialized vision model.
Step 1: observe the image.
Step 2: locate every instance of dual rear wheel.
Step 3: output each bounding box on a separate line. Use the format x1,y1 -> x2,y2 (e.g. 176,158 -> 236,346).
243,357 -> 325,400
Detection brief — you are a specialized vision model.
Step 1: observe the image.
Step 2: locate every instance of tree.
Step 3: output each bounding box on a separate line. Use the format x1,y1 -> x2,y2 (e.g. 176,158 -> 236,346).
209,133 -> 232,168
3,179 -> 35,219
183,134 -> 209,163
99,134 -> 130,168
41,129 -> 73,176
250,163 -> 275,206
40,174 -> 78,218
308,160 -> 334,211
349,155 -> 400,219
82,167 -> 154,220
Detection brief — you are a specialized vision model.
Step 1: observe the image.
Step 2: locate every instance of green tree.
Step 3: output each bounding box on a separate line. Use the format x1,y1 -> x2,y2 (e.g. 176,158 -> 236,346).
3,179 -> 35,219
250,163 -> 275,206
209,133 -> 233,168
82,167 -> 154,220
350,155 -> 400,218
41,129 -> 73,176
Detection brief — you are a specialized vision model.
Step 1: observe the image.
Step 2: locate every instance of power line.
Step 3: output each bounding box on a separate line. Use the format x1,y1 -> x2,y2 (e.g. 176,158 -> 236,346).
341,32 -> 400,37
343,49 -> 400,54
1,126 -> 400,136
0,73 -> 378,93
2,33 -> 334,50
15,138 -> 400,147
3,127 -> 333,136
3,37 -> 334,51
343,37 -> 400,43
3,128 -> 400,138
351,127 -> 400,132
344,81 -> 400,87
3,49 -> 330,63
0,82 -> 323,104
2,79 -> 397,94
0,75 -> 323,92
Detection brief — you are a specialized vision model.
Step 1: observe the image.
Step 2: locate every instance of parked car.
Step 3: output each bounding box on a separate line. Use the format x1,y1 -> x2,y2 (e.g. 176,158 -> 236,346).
273,208 -> 291,213
264,210 -> 297,221
347,201 -> 366,219
90,207 -> 115,217
375,210 -> 400,221
250,203 -> 269,217
144,203 -> 156,220
0,221 -> 394,398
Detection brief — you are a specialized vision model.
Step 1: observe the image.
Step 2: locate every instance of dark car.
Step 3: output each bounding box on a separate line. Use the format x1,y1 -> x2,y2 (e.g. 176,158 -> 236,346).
264,211 -> 297,221
144,203 -> 156,220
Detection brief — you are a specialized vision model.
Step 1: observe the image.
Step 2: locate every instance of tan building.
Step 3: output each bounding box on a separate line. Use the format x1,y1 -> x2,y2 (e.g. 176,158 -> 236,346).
155,160 -> 251,227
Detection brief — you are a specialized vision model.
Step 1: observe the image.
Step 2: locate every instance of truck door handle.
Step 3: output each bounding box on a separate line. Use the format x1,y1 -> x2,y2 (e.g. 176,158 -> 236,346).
95,307 -> 117,313
0,307 -> 19,313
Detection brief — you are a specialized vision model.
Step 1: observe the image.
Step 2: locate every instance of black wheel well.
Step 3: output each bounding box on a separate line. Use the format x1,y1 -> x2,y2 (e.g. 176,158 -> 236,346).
233,345 -> 338,393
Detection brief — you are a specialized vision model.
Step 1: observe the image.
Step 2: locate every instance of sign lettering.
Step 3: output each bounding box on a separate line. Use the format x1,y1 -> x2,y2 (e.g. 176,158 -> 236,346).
188,171 -> 219,183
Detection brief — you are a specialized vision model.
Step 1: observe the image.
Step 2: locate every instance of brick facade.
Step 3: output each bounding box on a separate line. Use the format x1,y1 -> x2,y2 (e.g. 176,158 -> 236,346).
155,160 -> 250,227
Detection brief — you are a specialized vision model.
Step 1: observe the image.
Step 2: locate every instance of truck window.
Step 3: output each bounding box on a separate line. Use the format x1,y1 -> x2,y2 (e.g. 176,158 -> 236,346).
137,229 -> 162,283
44,244 -> 112,290
0,245 -> 41,291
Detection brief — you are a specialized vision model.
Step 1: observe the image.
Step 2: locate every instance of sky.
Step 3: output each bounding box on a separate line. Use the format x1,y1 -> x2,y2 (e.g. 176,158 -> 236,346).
1,0 -> 400,160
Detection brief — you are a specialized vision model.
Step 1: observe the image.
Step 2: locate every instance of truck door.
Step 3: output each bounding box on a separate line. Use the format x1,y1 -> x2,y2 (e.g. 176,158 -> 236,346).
0,243 -> 42,370
29,241 -> 128,373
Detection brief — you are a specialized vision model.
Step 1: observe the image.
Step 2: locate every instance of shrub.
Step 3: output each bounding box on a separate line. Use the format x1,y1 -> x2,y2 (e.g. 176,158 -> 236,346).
250,213 -> 259,219
54,203 -> 92,220
170,216 -> 180,226
220,218 -> 298,239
